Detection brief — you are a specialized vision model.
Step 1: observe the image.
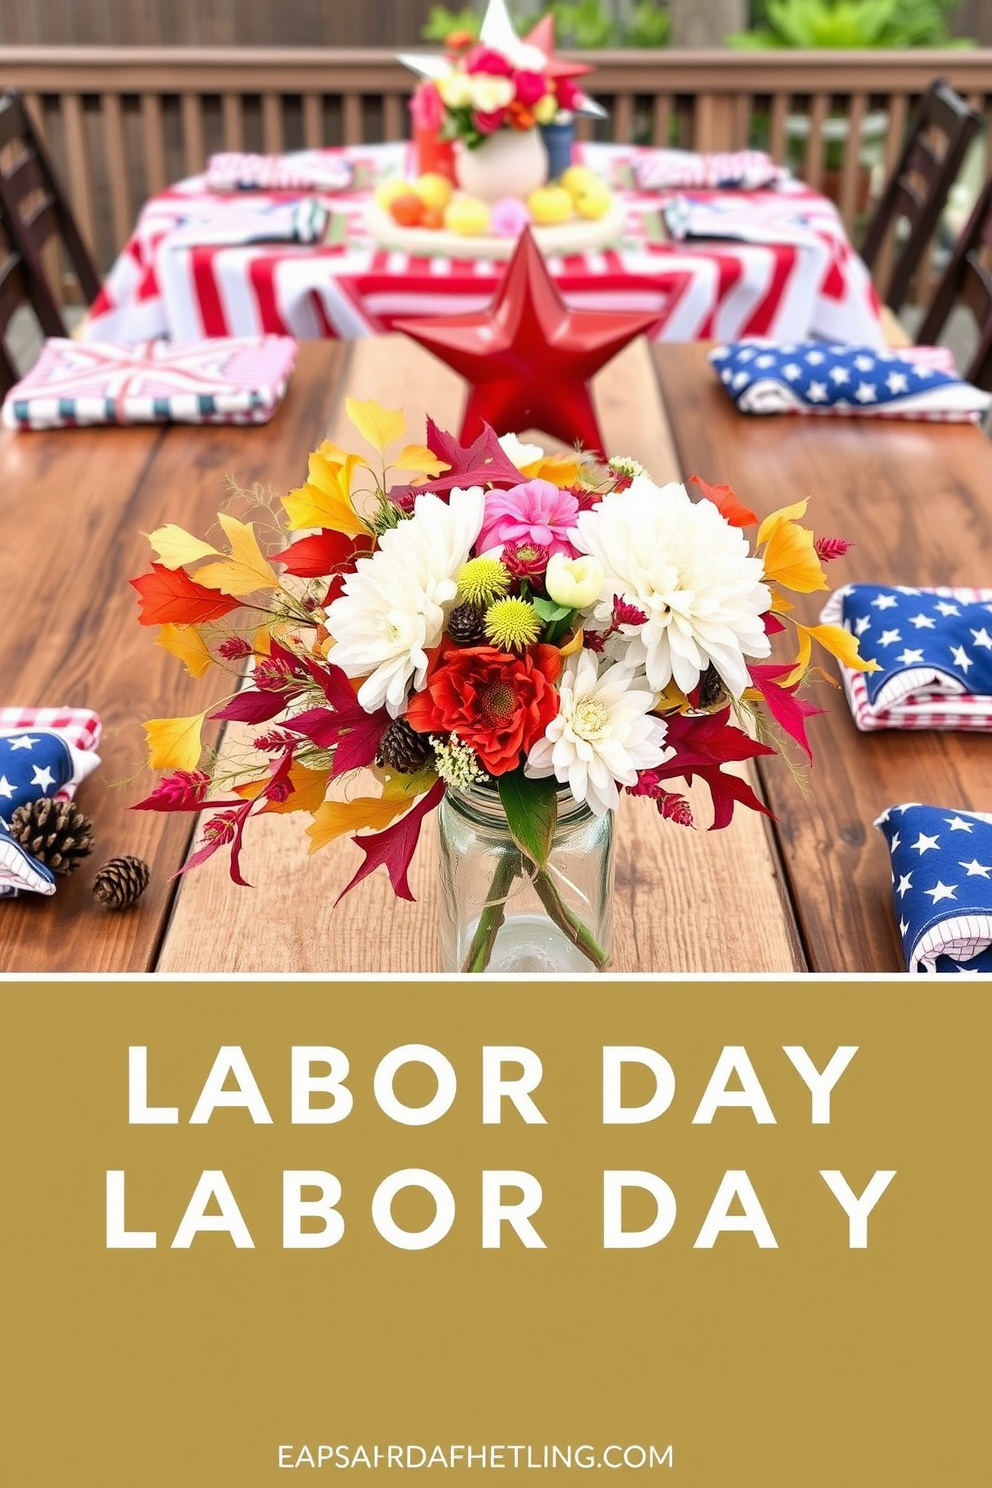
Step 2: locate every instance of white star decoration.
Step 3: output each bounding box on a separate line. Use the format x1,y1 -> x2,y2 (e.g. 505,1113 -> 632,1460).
899,917 -> 910,937
935,601 -> 960,616
886,372 -> 909,394
950,645 -> 972,673
960,860 -> 992,878
782,363 -> 801,381
912,833 -> 940,854
854,616 -> 872,635
30,765 -> 56,791
908,613 -> 936,629
807,381 -> 828,402
854,381 -> 877,403
853,354 -> 874,372
871,594 -> 898,610
0,776 -> 14,800
944,816 -> 974,832
8,736 -> 37,751
878,629 -> 901,646
829,366 -> 849,384
970,627 -> 992,649
896,648 -> 924,664
896,872 -> 913,898
924,882 -> 958,903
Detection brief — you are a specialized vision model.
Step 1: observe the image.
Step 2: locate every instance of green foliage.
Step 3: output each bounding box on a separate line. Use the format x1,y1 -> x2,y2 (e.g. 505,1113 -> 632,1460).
729,0 -> 970,47
421,1 -> 670,49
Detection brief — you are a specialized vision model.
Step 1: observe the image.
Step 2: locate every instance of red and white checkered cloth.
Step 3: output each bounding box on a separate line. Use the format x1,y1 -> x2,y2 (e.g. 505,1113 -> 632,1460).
821,587 -> 992,730
205,150 -> 353,193
2,336 -> 297,429
84,141 -> 886,351
0,706 -> 101,755
636,149 -> 788,192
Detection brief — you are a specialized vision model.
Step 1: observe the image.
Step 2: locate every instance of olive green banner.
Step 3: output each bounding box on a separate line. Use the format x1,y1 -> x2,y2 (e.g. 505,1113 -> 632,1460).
0,978 -> 988,1485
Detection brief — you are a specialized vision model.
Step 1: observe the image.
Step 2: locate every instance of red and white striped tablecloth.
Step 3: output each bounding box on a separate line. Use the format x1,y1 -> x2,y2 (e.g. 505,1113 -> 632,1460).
85,141 -> 885,350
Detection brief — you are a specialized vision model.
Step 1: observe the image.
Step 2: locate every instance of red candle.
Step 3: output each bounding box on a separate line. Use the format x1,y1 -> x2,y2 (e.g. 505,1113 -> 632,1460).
410,82 -> 456,183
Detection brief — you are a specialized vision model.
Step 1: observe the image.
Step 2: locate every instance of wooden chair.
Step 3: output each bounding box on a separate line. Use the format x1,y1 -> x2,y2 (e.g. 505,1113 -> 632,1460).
916,173 -> 992,391
0,215 -> 44,395
860,79 -> 982,316
0,88 -> 100,332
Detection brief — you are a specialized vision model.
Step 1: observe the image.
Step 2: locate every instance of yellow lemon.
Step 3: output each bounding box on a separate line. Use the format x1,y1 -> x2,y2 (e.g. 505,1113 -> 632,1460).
374,177 -> 413,210
526,185 -> 574,226
573,180 -> 613,221
413,172 -> 454,211
444,197 -> 491,236
560,164 -> 599,199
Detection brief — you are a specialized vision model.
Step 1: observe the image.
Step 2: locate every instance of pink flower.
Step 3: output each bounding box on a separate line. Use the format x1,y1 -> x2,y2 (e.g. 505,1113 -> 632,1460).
554,77 -> 583,111
463,45 -> 514,77
473,108 -> 508,135
490,196 -> 532,238
513,70 -> 548,106
478,480 -> 581,559
409,80 -> 444,132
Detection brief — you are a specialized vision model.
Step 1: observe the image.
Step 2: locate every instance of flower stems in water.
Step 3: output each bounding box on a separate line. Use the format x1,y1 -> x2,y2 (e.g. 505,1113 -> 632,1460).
461,847 -> 521,974
532,868 -> 609,971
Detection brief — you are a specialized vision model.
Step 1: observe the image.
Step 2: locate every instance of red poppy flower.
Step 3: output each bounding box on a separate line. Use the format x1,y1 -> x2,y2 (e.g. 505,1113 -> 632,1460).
406,644 -> 561,775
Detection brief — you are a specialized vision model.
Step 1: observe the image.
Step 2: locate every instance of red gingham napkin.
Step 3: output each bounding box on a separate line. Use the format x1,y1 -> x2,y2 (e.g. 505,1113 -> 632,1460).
821,587 -> 992,730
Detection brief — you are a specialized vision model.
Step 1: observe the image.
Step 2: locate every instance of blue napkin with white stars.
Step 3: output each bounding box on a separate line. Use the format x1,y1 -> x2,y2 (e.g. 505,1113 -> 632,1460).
0,730 -> 88,898
842,585 -> 992,708
709,341 -> 991,421
876,804 -> 992,973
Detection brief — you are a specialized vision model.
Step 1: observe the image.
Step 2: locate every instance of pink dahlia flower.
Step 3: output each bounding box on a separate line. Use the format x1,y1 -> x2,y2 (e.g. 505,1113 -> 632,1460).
463,45 -> 514,77
478,480 -> 580,559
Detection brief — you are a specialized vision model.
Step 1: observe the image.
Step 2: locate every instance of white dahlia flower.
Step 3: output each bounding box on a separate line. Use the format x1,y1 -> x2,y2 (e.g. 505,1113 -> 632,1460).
572,476 -> 771,698
525,650 -> 668,817
325,486 -> 484,717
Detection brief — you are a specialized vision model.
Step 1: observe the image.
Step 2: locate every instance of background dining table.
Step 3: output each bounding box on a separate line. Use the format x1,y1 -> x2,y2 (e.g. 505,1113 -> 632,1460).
83,142 -> 886,351
2,332 -> 989,975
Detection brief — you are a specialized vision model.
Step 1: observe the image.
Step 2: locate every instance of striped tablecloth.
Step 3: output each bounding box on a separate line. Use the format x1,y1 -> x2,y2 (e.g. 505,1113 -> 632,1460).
85,141 -> 885,350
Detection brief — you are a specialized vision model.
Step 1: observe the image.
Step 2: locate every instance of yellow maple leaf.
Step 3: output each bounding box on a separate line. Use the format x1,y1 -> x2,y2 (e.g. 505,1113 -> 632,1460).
145,523 -> 219,570
155,623 -> 213,678
392,443 -> 451,478
306,792 -> 411,853
282,443 -> 367,535
144,712 -> 206,771
262,763 -> 333,816
757,498 -> 808,548
798,622 -> 881,674
346,397 -> 405,457
194,513 -> 279,597
521,452 -> 583,487
760,508 -> 828,595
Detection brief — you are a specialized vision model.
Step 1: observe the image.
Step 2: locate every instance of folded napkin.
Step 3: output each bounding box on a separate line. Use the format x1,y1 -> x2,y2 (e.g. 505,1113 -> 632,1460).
876,803 -> 992,973
821,585 -> 992,731
167,197 -> 330,247
1,336 -> 298,430
205,149 -> 352,194
636,149 -> 787,192
710,341 -> 991,422
0,707 -> 102,898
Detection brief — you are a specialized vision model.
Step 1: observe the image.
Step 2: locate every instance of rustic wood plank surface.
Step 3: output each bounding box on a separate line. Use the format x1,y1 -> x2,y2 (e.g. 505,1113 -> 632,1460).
0,340 -> 347,971
158,336 -> 802,974
654,341 -> 992,973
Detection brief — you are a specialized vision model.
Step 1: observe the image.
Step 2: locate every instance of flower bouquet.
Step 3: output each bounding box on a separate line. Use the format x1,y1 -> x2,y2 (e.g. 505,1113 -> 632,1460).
131,401 -> 874,972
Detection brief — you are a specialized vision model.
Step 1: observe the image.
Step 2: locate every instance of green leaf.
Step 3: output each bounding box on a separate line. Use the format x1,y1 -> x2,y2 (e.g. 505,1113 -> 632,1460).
532,596 -> 571,623
498,772 -> 558,869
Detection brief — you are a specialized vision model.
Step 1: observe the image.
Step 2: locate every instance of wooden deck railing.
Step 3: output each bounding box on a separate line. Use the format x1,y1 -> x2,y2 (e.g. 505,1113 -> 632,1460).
1,45 -> 990,290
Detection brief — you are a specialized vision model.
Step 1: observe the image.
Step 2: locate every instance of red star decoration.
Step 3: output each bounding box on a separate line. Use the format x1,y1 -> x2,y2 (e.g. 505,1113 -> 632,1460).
521,15 -> 594,81
394,230 -> 659,457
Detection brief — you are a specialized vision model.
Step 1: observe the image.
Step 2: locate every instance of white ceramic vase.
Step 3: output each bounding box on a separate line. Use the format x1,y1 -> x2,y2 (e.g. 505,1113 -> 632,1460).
454,129 -> 548,204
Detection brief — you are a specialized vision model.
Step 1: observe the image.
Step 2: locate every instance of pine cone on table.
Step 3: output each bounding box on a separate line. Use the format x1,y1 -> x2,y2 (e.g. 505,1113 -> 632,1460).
9,798 -> 94,876
92,856 -> 151,911
376,718 -> 433,774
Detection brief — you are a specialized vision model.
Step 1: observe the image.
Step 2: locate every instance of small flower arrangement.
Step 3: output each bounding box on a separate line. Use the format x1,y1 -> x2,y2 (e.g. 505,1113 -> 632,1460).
429,31 -> 586,150
131,401 -> 875,971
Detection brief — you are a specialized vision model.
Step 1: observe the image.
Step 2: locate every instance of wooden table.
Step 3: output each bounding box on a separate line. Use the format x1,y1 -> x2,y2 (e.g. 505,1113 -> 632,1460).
1,336 -> 802,974
654,341 -> 992,973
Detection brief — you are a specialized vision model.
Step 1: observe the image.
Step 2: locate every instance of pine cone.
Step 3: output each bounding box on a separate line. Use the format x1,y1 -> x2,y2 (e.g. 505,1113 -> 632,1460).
376,719 -> 433,774
447,601 -> 486,645
9,798 -> 94,876
92,856 -> 150,911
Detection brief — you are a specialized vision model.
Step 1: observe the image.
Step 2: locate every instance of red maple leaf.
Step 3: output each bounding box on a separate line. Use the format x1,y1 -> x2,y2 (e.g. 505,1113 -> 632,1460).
286,661 -> 390,774
422,419 -> 527,492
748,663 -> 825,760
651,707 -> 776,830
131,564 -> 243,626
277,529 -> 372,579
689,475 -> 759,529
335,779 -> 446,904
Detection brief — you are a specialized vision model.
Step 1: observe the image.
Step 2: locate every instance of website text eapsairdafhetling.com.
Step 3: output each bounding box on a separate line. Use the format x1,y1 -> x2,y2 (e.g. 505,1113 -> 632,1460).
278,1443 -> 675,1470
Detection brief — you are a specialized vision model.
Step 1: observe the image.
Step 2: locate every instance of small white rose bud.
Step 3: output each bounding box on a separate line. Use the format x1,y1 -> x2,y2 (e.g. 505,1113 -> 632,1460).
545,552 -> 604,610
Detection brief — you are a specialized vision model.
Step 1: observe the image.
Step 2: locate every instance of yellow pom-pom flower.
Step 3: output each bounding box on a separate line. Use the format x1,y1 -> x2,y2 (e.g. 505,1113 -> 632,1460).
457,556 -> 511,607
484,597 -> 542,651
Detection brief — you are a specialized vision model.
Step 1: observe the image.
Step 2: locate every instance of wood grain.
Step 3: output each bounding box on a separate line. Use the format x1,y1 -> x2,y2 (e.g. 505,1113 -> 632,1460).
158,336 -> 802,974
0,340 -> 348,970
654,341 -> 992,973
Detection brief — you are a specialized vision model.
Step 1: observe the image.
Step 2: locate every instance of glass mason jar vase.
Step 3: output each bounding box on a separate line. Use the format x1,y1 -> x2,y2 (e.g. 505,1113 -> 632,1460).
437,781 -> 614,974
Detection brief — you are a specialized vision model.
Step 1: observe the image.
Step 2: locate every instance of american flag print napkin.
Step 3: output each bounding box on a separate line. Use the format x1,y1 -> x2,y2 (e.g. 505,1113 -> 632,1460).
1,336 -> 298,430
709,340 -> 991,422
876,804 -> 992,973
0,708 -> 101,898
821,585 -> 992,731
635,149 -> 787,192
